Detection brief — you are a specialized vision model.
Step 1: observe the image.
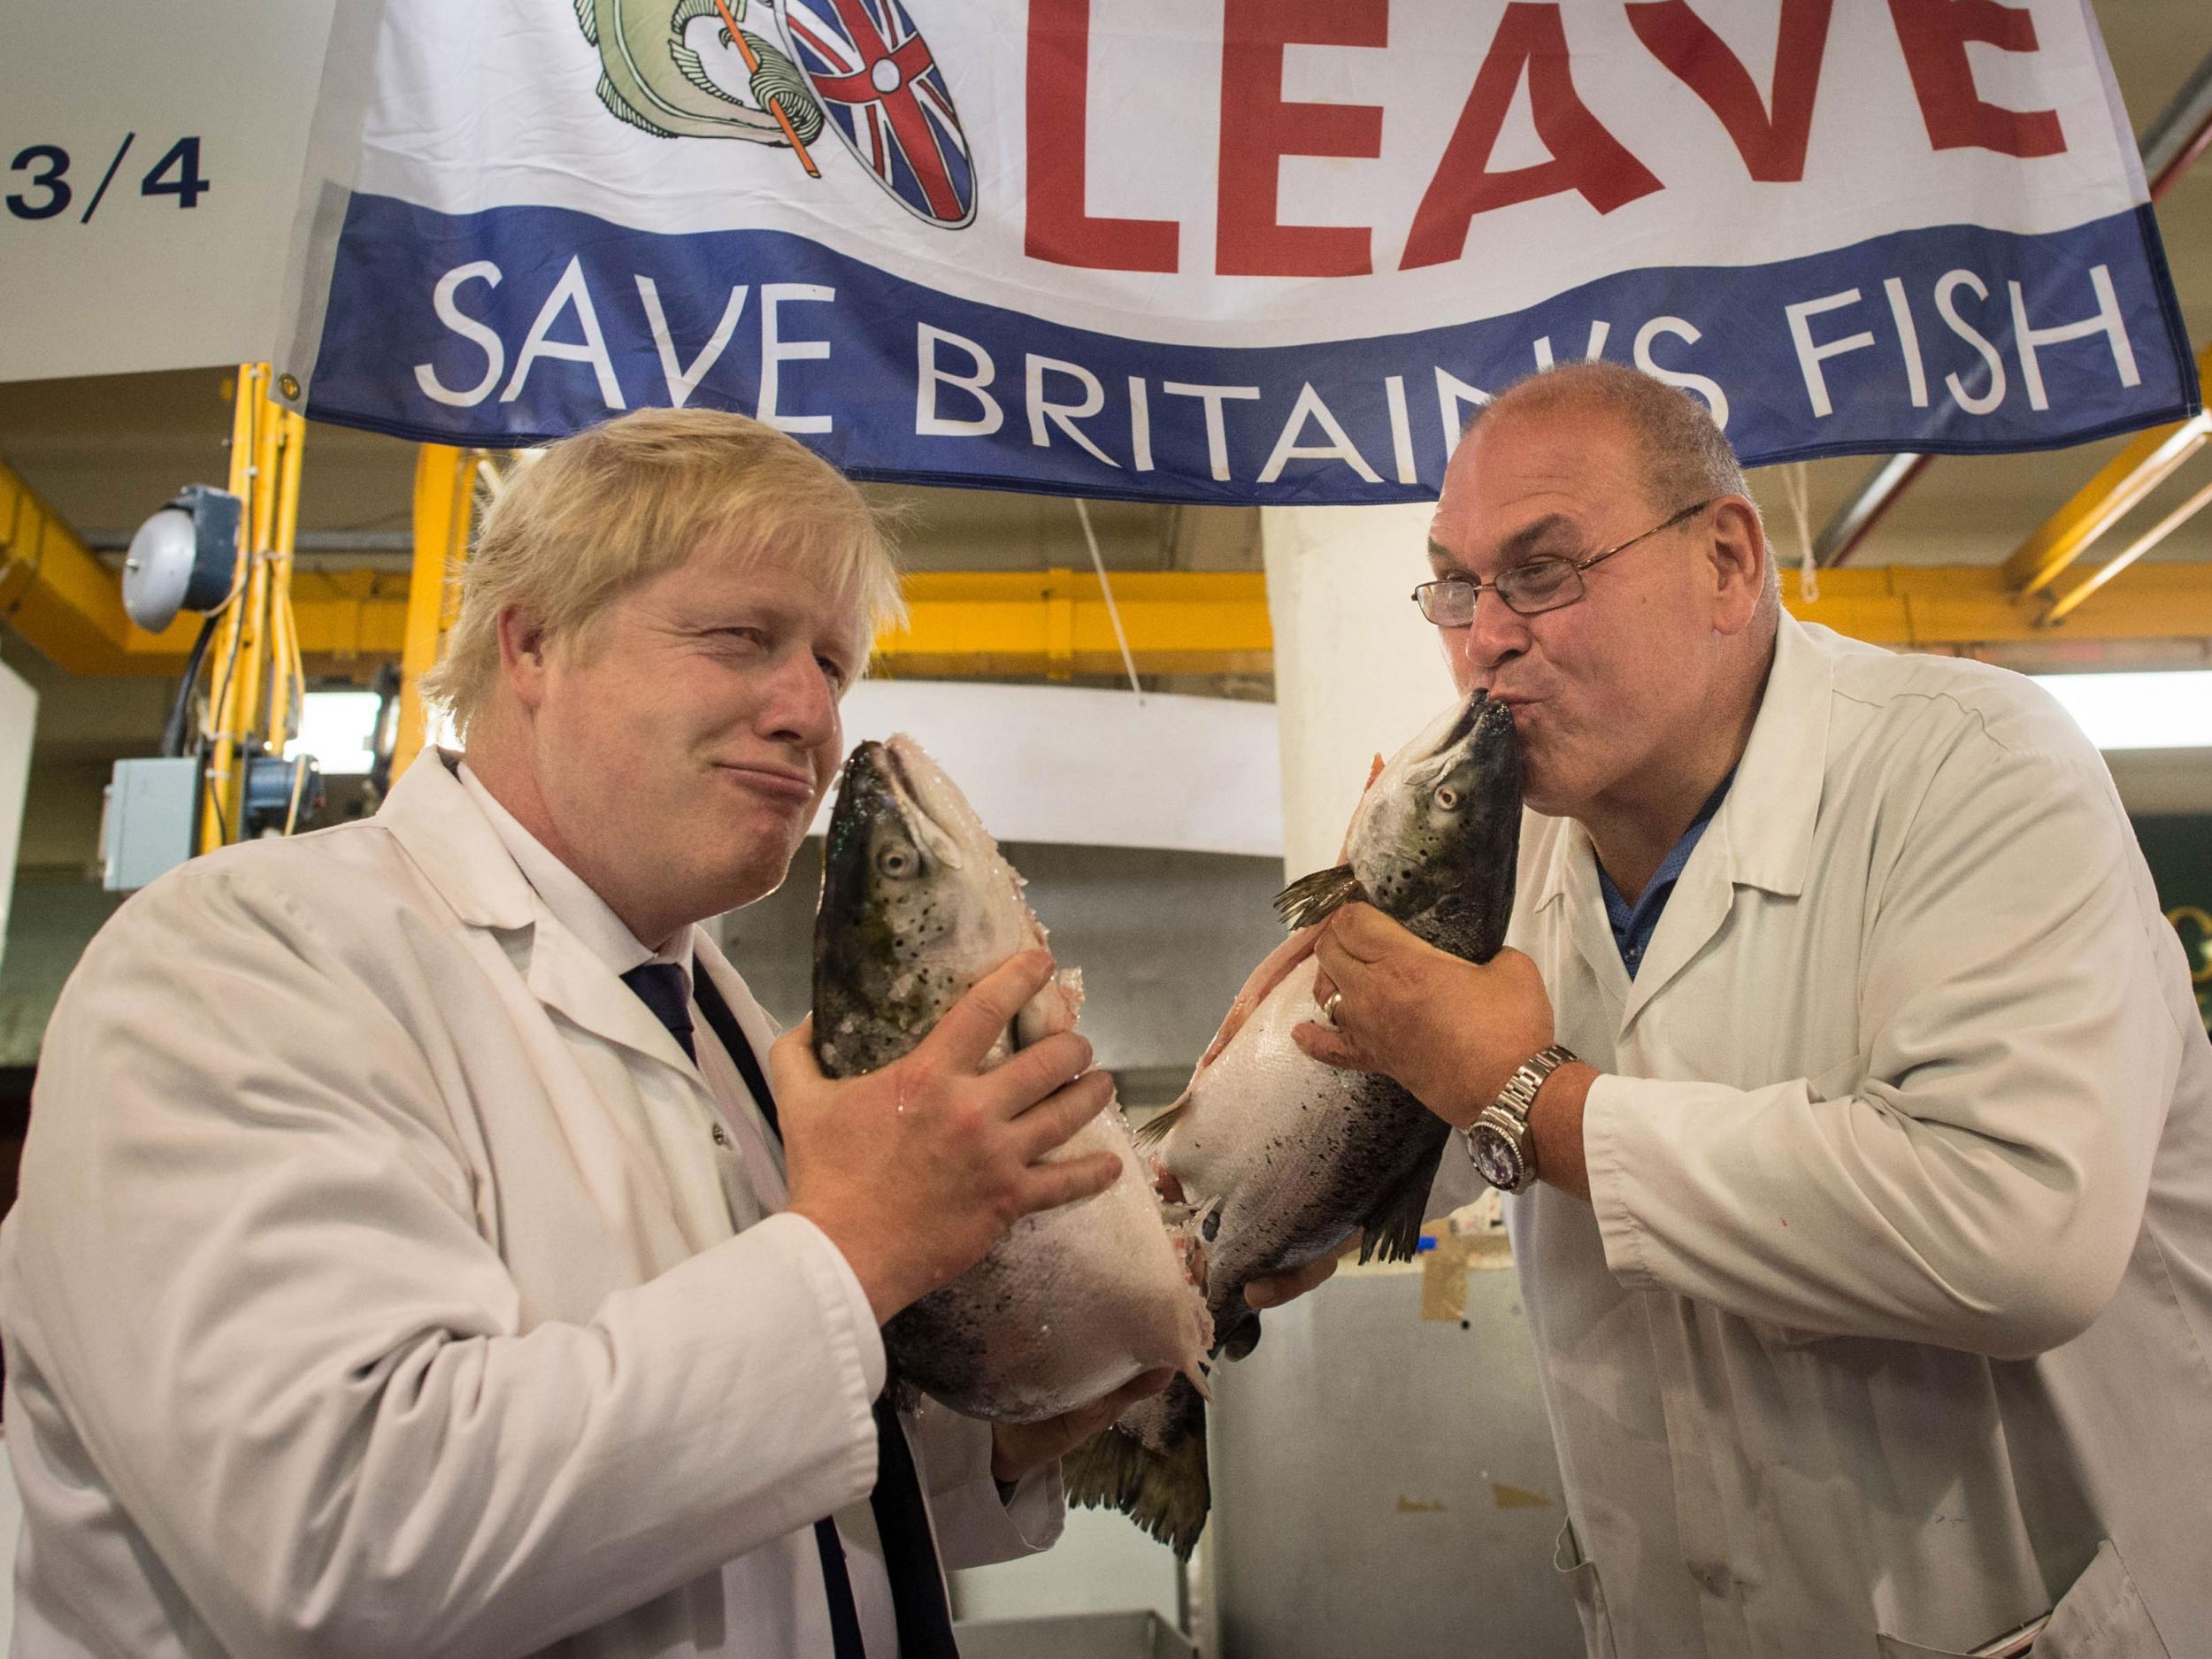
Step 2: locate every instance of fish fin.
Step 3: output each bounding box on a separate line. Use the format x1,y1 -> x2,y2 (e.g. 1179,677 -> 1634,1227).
1132,1094 -> 1188,1151
667,41 -> 746,104
1217,1306 -> 1262,1360
1358,1171 -> 1435,1265
1274,864 -> 1368,931
1184,1347 -> 1215,1403
886,1372 -> 923,1417
1064,1411 -> 1210,1560
595,72 -> 677,136
574,0 -> 597,45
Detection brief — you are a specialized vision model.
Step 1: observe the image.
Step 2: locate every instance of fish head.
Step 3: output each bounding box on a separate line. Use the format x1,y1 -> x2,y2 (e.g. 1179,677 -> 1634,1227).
813,735 -> 1041,1076
1344,690 -> 1521,957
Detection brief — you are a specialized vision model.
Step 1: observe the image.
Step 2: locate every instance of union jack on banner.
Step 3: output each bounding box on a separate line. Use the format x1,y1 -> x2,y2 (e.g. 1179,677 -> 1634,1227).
778,0 -> 977,228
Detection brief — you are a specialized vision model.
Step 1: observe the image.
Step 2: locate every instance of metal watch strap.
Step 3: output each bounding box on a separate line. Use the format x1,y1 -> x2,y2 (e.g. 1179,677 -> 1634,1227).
1491,1043 -> 1578,1129
1463,1043 -> 1578,1190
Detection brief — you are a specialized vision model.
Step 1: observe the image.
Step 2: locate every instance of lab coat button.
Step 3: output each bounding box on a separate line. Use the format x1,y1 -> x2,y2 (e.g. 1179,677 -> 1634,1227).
710,1123 -> 732,1148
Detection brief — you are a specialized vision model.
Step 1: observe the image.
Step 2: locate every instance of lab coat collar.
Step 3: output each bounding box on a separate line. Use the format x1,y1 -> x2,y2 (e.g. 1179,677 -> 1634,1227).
1547,817 -> 1634,1017
1521,615 -> 1832,1034
1613,616 -> 1832,1028
1713,612 -> 1832,901
1524,613 -> 1831,917
376,751 -> 702,1071
377,749 -> 540,931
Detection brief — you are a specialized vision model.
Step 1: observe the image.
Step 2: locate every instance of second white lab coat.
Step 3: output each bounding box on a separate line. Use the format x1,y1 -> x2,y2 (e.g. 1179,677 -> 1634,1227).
1432,617 -> 2212,1658
0,753 -> 1057,1659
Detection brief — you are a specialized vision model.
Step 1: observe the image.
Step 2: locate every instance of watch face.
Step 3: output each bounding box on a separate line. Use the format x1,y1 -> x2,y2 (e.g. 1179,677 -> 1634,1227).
1471,1125 -> 1524,1191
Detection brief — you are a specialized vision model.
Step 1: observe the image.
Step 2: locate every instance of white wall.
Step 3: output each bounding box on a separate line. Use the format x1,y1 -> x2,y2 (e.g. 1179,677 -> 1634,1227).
1260,505 -> 1460,881
818,683 -> 1284,859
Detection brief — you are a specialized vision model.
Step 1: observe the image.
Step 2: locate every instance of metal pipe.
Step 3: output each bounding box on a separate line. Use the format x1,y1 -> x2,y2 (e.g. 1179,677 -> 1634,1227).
199,365 -> 265,854
1810,453 -> 1925,567
2002,344 -> 2212,595
391,445 -> 468,780
1811,43 -> 2212,570
2039,471 -> 2212,627
83,527 -> 413,554
2144,50 -> 2212,199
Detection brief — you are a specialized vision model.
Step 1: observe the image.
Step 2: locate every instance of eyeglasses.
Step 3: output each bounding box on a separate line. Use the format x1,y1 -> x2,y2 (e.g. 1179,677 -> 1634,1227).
1412,498 -> 1715,625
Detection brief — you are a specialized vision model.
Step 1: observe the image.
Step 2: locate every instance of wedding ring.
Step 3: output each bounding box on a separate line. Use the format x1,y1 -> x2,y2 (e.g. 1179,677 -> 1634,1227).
1321,990 -> 1345,1026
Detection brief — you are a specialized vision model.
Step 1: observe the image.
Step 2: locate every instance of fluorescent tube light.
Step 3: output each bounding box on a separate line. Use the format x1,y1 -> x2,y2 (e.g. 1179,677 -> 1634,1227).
2032,671 -> 2212,751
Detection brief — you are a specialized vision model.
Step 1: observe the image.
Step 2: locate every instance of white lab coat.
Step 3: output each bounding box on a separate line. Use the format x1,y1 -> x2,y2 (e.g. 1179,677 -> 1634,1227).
0,753 -> 1059,1659
1432,616 -> 2212,1658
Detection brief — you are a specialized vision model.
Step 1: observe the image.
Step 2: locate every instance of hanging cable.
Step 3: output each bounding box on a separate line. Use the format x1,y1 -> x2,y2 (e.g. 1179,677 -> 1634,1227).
1074,497 -> 1144,703
282,754 -> 311,836
1784,463 -> 1818,606
159,615 -> 221,758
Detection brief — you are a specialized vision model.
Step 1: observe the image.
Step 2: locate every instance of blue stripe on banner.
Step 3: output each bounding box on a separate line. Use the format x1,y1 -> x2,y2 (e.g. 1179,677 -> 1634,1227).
305,192 -> 2197,505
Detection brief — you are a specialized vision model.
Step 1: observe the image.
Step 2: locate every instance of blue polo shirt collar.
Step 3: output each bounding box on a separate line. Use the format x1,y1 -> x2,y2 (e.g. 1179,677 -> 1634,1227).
1595,768 -> 1737,979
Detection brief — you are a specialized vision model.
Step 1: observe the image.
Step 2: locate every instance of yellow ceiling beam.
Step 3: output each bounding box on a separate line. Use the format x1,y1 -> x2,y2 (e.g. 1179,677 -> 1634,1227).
0,459 -> 204,674
879,570 -> 1272,679
14,549 -> 2212,677
271,563 -> 2212,666
1785,563 -> 2212,647
2001,342 -> 2212,599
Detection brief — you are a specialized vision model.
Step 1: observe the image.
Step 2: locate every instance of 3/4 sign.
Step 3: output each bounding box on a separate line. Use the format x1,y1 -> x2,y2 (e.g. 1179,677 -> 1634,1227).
5,134 -> 209,224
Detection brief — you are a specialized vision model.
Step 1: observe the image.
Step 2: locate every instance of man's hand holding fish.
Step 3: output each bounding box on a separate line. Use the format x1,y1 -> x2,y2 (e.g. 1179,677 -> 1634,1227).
1296,910 -> 1591,1200
776,948 -> 1122,1325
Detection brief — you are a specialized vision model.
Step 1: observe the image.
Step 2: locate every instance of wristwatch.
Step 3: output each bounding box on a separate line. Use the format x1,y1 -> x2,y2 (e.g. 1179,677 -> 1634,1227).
1464,1044 -> 1578,1194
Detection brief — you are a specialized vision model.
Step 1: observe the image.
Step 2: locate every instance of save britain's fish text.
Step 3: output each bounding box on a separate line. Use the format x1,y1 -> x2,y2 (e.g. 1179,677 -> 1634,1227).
404,243 -> 2151,495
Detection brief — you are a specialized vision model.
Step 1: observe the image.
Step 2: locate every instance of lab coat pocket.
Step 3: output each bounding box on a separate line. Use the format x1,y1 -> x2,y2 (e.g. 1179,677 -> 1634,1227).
1553,1519 -> 1620,1659
1876,1633 -> 1997,1657
2036,1541 -> 2170,1659
1872,1541 -> 2169,1659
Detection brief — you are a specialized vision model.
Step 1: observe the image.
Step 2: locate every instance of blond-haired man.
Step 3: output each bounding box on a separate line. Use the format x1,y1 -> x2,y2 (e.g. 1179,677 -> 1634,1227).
0,411 -> 1153,1659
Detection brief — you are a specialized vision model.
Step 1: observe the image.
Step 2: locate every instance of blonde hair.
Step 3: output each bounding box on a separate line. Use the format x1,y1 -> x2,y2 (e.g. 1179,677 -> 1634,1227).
423,409 -> 903,740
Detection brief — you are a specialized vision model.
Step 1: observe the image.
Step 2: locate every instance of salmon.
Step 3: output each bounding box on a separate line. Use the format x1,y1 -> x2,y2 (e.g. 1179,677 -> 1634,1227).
1068,690 -> 1522,1555
811,736 -> 1213,1424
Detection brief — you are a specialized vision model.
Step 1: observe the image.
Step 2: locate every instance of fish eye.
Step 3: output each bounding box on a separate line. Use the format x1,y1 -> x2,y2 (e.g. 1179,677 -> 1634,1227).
878,843 -> 917,879
1435,785 -> 1460,811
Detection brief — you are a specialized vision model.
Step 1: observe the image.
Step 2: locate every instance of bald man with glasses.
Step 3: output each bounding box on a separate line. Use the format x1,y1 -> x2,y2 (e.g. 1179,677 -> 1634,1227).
1273,362 -> 2212,1658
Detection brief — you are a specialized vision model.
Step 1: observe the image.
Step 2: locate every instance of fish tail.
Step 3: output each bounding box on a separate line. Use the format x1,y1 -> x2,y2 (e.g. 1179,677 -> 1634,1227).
1274,864 -> 1367,931
1064,1388 -> 1211,1559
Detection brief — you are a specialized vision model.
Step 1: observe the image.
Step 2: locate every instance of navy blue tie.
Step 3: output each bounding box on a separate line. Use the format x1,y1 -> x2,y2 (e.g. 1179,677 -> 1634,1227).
619,963 -> 695,1062
618,964 -> 960,1659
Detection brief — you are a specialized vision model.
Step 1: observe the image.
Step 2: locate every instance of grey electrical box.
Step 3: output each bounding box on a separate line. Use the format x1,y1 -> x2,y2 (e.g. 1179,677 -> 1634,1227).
102,757 -> 200,893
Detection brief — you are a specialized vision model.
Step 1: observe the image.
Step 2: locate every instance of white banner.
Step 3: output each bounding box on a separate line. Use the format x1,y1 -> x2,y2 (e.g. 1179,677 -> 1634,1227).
281,0 -> 2198,503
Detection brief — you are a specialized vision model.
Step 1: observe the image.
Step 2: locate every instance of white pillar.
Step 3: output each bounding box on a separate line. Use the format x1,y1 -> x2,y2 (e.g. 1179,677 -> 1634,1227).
0,662 -> 37,972
1261,504 -> 1457,881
